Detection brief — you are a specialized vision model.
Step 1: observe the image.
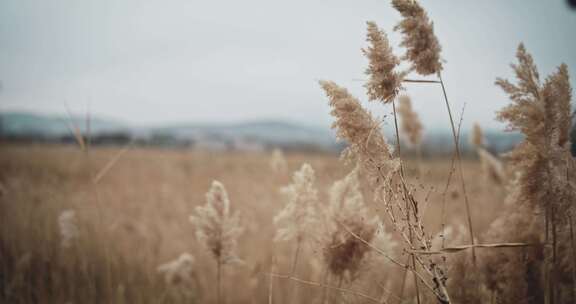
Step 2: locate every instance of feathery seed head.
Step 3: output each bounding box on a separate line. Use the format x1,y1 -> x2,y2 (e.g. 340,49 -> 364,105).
319,80 -> 400,184
328,167 -> 366,219
496,43 -> 575,211
58,209 -> 79,248
322,168 -> 380,281
270,148 -> 288,175
431,224 -> 469,251
477,148 -> 505,185
542,63 -> 572,147
470,122 -> 484,148
157,253 -> 195,287
273,163 -> 319,242
392,0 -> 443,75
363,21 -> 405,103
397,95 -> 423,146
190,181 -> 244,264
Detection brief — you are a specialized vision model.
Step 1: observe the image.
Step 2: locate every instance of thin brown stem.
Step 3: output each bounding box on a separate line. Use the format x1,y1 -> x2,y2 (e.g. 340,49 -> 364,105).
339,221 -> 439,297
416,144 -> 422,177
403,79 -> 441,84
288,239 -> 302,304
290,239 -> 302,276
268,250 -> 275,304
398,256 -> 410,304
392,100 -> 421,304
334,276 -> 343,303
321,270 -> 330,304
545,206 -> 551,304
551,208 -> 557,304
408,242 -> 543,255
438,72 -> 476,265
269,273 -> 381,303
377,280 -> 397,304
569,214 -> 576,302
217,259 -> 222,304
440,105 -> 465,254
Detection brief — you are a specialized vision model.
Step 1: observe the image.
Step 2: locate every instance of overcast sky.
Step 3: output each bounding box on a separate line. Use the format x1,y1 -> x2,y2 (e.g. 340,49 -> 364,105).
1,0 -> 575,132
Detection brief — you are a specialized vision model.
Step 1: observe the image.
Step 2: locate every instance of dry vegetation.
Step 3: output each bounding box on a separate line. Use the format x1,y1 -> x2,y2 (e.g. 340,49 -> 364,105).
1,0 -> 574,303
0,145 -> 503,304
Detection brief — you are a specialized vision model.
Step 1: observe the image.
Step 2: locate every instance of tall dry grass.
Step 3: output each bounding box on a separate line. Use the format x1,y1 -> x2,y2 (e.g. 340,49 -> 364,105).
0,141 -> 549,303
1,0 -> 575,303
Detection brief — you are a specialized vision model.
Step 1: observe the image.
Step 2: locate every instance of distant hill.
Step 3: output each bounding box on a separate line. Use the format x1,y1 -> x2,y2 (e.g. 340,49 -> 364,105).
0,112 -> 340,151
0,112 -> 129,137
0,111 -> 528,154
154,120 -> 335,146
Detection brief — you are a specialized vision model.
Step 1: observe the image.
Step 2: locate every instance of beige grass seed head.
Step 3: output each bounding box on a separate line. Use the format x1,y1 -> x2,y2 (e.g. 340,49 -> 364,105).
58,209 -> 79,248
190,181 -> 244,264
397,95 -> 423,147
270,148 -> 288,175
477,148 -> 505,185
363,21 -> 405,103
496,43 -> 575,210
470,122 -> 484,149
319,80 -> 400,184
273,163 -> 319,242
323,168 -> 379,281
482,44 -> 575,301
157,253 -> 195,287
392,0 -> 443,75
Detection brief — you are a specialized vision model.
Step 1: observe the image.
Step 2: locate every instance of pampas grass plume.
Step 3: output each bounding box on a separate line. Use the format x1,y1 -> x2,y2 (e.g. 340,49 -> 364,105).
322,167 -> 380,281
392,0 -> 443,75
363,21 -> 404,103
319,80 -> 399,184
157,253 -> 195,286
397,95 -> 423,147
470,122 -> 484,149
58,209 -> 79,248
477,148 -> 505,185
273,163 -> 319,242
190,181 -> 244,264
496,43 -> 575,209
270,148 -> 288,175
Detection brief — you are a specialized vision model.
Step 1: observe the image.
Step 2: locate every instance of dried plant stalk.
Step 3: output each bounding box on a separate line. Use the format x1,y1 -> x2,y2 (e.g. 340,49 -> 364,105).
58,209 -> 79,248
157,253 -> 196,298
477,148 -> 505,185
319,80 -> 399,184
270,148 -> 288,175
363,21 -> 405,103
322,167 -> 379,283
470,122 -> 484,149
392,0 -> 477,265
392,0 -> 443,76
320,80 -> 452,303
273,163 -> 319,244
273,163 -> 319,301
480,43 -> 576,303
397,95 -> 423,147
190,181 -> 244,304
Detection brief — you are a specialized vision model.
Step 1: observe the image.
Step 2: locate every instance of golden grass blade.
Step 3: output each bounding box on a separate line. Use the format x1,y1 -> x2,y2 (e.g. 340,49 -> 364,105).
267,273 -> 381,303
352,78 -> 441,84
402,79 -> 441,84
92,143 -> 132,184
438,73 -> 477,266
64,103 -> 86,151
337,220 -> 445,300
409,242 -> 542,255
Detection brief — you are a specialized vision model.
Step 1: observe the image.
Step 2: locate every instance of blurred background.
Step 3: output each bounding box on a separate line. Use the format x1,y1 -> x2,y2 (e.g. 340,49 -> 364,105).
1,0 -> 575,155
1,2 -> 576,303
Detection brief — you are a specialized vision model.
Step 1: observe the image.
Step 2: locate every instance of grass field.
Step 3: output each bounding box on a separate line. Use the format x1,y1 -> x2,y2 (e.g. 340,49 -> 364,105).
0,144 -> 507,303
1,0 -> 574,302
